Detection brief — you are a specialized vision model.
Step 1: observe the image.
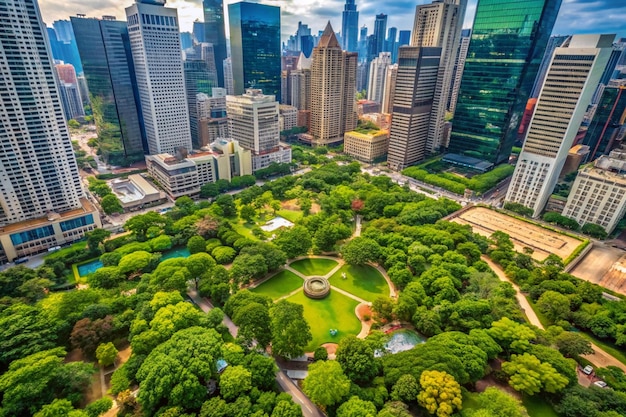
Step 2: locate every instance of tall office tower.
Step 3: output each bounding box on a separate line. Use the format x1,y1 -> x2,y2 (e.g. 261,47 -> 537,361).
126,0 -> 192,155
56,64 -> 85,120
357,61 -> 369,92
562,146 -> 626,235
505,34 -> 614,218
223,57 -> 234,95
184,59 -> 215,147
367,52 -> 392,104
310,23 -> 358,146
226,89 -> 291,170
373,14 -> 387,57
192,20 -> 205,43
203,0 -> 227,87
411,0 -> 466,152
180,32 -> 193,50
342,0 -> 359,53
447,0 -> 561,168
229,2 -> 281,97
51,20 -> 83,74
582,79 -> 626,161
385,27 -> 397,51
398,30 -> 411,46
0,0 -> 103,262
381,64 -> 398,114
359,25 -> 368,60
448,28 -> 471,114
386,46 -> 441,170
71,15 -> 146,164
531,35 -> 569,98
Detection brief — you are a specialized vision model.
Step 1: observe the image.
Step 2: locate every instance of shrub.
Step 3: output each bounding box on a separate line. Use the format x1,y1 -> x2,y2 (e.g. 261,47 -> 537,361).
503,202 -> 533,217
212,246 -> 237,264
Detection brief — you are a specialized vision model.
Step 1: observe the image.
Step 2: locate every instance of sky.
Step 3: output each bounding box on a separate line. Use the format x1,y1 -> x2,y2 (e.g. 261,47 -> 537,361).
39,0 -> 626,43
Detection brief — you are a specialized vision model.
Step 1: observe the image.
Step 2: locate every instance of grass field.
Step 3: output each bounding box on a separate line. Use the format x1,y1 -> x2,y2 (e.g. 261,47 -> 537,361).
522,395 -> 559,417
289,258 -> 339,276
287,290 -> 361,350
230,220 -> 260,240
277,209 -> 303,223
329,264 -> 389,302
250,270 -> 303,300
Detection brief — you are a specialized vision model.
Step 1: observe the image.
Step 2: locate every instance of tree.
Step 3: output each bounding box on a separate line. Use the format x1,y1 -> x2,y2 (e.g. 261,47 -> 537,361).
240,205 -> 256,223
313,347 -> 328,361
96,342 -> 118,367
302,360 -> 350,409
502,353 -> 569,395
215,194 -> 236,217
34,399 -> 88,417
273,225 -> 313,259
537,290 -> 570,322
88,266 -> 124,289
391,374 -> 419,403
200,182 -> 220,198
85,397 -> 113,417
219,365 -> 252,401
101,194 -> 123,215
582,223 -> 608,239
149,234 -> 172,252
270,300 -> 312,358
136,327 -> 223,414
336,396 -> 377,417
86,229 -> 111,253
70,316 -> 114,357
186,253 -> 216,285
212,246 -> 237,264
474,387 -> 526,417
488,317 -> 536,354
271,400 -> 303,417
187,235 -> 206,254
243,353 -> 277,390
125,211 -> 166,241
555,332 -> 593,357
336,336 -> 379,384
417,370 -> 463,417
68,119 -> 80,128
233,302 -> 272,348
341,237 -> 382,265
117,251 -> 153,275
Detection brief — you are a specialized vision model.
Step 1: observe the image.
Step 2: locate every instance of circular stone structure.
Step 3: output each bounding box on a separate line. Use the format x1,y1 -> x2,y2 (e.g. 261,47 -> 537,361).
303,276 -> 330,299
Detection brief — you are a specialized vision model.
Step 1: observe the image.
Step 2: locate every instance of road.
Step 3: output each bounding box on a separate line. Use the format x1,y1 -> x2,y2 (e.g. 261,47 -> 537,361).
187,290 -> 324,417
483,256 -> 626,373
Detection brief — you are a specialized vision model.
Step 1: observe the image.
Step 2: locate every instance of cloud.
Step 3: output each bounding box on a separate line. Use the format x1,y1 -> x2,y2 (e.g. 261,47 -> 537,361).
37,0 -> 626,43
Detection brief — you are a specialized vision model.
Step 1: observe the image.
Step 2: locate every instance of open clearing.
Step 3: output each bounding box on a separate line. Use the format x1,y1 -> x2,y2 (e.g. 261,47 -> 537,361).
450,206 -> 582,261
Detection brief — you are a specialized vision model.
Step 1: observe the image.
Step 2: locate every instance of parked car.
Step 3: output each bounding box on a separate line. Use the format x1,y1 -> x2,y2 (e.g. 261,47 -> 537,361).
582,365 -> 594,375
593,380 -> 608,388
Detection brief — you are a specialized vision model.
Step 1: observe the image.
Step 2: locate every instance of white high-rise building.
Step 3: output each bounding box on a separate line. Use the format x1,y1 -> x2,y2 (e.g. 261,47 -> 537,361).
411,0 -> 466,152
381,64 -> 398,114
126,0 -> 192,155
367,52 -> 392,104
506,34 -> 615,217
448,28 -> 470,115
226,89 -> 291,171
0,0 -> 101,262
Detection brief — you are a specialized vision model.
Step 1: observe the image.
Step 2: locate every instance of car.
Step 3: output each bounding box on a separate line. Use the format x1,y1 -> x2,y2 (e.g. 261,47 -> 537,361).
593,380 -> 608,388
582,365 -> 594,375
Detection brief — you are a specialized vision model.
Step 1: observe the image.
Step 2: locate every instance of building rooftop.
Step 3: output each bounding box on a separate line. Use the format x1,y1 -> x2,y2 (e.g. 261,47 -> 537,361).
0,198 -> 95,234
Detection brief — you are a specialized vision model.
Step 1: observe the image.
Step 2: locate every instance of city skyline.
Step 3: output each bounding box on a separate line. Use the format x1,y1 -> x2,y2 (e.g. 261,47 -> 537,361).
38,0 -> 626,44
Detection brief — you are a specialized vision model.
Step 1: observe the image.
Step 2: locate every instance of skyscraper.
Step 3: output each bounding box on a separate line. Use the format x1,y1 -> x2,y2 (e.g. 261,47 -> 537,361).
368,52 -> 392,104
56,64 -> 85,120
381,63 -> 398,114
0,0 -> 100,262
448,28 -> 471,114
223,57 -> 234,95
71,15 -> 146,164
530,35 -> 569,98
342,0 -> 359,53
411,0 -> 466,152
386,46 -> 441,170
51,20 -> 83,74
309,22 -> 358,146
447,0 -> 562,167
228,2 -> 281,97
203,0 -> 227,87
373,14 -> 387,57
184,58 -> 215,147
126,0 -> 192,155
506,34 -> 614,217
582,80 -> 626,160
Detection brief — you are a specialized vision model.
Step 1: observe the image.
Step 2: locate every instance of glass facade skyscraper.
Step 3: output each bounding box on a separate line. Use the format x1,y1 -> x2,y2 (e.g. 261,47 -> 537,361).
71,16 -> 146,164
582,82 -> 626,160
341,0 -> 359,53
203,0 -> 227,87
228,2 -> 281,98
447,0 -> 562,166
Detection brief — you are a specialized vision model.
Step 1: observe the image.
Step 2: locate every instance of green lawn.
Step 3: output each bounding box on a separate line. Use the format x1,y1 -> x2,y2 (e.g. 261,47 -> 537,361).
522,395 -> 559,417
250,270 -> 303,300
230,220 -> 260,240
287,290 -> 361,351
329,264 -> 389,302
277,209 -> 303,223
289,258 -> 339,276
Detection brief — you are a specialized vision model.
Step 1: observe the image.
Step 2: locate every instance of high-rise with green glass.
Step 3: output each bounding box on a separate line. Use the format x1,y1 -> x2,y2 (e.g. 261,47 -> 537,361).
446,0 -> 562,168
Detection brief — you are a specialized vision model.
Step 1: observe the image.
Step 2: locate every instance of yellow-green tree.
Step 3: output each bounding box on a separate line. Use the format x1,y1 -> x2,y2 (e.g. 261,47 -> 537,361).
417,370 -> 462,417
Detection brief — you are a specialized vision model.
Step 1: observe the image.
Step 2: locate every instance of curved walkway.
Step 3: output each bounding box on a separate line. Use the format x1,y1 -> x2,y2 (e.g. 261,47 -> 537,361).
483,256 -> 626,373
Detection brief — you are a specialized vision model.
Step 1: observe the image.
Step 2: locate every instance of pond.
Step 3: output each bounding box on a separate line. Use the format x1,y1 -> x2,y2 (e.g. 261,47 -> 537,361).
384,329 -> 426,354
77,247 -> 191,277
